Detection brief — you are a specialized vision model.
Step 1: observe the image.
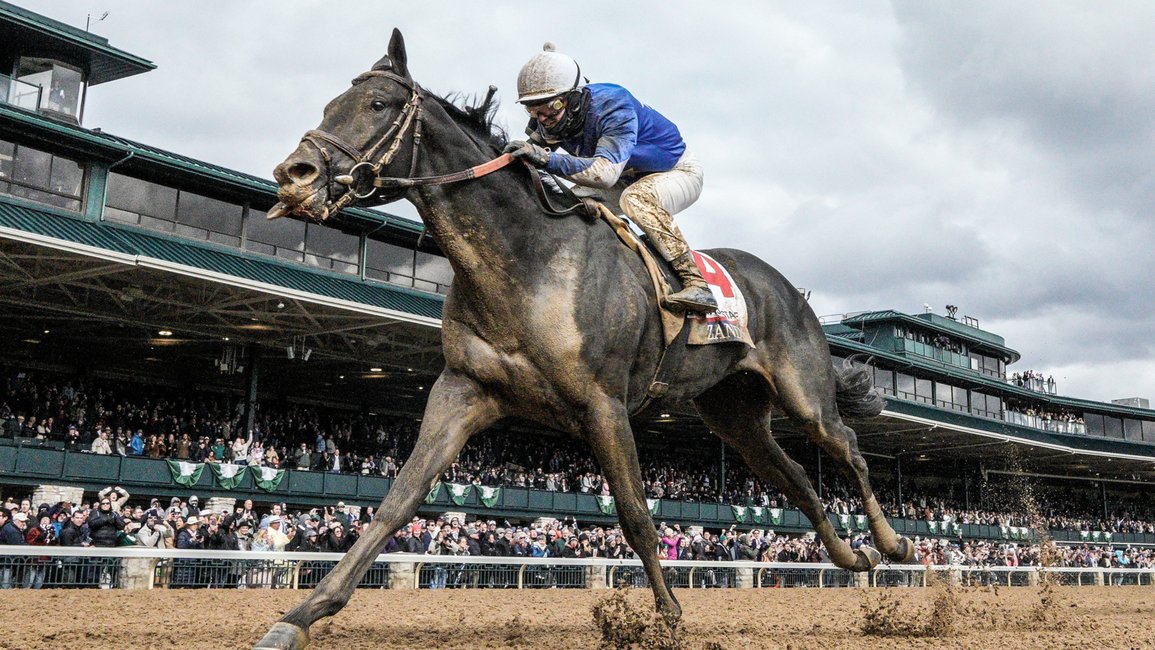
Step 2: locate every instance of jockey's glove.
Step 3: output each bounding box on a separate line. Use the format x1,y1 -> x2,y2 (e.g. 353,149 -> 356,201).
504,140 -> 551,167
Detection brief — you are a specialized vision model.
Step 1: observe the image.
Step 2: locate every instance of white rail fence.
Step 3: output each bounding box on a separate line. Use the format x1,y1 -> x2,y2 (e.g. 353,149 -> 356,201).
0,547 -> 1151,591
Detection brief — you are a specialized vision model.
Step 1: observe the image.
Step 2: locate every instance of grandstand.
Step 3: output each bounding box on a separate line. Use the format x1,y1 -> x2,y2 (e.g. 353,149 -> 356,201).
2,0 -> 1154,558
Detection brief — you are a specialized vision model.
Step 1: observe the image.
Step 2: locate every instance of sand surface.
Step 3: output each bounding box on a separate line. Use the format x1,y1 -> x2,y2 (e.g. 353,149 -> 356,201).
0,585 -> 1150,649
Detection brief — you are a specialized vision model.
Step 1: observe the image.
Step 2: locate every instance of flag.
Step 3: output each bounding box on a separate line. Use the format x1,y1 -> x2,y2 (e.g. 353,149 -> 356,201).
254,465 -> 285,492
447,483 -> 472,506
596,495 -> 616,515
424,481 -> 442,504
751,506 -> 766,524
167,460 -> 204,487
770,508 -> 782,524
209,463 -> 247,490
731,505 -> 748,522
478,485 -> 501,508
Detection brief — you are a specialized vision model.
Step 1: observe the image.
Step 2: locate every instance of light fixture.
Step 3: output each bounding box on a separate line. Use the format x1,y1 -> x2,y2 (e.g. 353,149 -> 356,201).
43,329 -> 50,334
158,330 -> 173,337
370,367 -> 383,372
339,375 -> 345,379
286,346 -> 295,360
276,301 -> 285,309
302,348 -> 312,362
223,337 -> 230,341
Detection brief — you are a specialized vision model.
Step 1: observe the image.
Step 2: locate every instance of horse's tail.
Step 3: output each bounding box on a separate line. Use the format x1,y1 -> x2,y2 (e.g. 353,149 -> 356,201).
834,355 -> 884,419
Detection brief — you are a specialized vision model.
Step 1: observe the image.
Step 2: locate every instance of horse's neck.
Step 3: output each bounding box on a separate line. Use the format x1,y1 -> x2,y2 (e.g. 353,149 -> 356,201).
408,118 -> 587,304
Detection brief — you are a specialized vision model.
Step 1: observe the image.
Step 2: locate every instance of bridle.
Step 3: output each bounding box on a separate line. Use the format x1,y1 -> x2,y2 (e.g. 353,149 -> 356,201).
297,69 -> 515,220
289,68 -> 586,222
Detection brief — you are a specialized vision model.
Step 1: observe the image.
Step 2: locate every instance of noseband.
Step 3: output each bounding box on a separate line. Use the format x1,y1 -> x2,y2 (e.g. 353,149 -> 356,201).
298,69 -> 515,220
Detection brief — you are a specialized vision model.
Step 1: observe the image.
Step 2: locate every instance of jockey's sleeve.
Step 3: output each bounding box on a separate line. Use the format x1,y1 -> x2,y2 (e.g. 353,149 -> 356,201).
544,96 -> 637,189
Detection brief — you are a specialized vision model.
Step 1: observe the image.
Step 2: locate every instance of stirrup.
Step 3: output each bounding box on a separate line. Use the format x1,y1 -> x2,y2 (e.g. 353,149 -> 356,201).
664,287 -> 717,313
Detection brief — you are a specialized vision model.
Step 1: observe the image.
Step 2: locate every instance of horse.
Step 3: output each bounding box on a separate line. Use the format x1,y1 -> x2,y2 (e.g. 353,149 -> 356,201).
255,29 -> 914,649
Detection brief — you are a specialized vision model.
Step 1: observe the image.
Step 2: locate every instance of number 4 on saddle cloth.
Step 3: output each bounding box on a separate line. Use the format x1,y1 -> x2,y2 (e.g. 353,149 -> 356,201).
591,203 -> 754,350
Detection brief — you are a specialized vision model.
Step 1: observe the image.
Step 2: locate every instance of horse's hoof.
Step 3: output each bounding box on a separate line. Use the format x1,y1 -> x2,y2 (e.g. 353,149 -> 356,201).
890,536 -> 916,563
253,622 -> 310,650
853,545 -> 882,571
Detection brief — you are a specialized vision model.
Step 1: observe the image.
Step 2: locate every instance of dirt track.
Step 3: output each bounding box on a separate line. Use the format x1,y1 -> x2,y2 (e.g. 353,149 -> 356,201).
0,586 -> 1150,649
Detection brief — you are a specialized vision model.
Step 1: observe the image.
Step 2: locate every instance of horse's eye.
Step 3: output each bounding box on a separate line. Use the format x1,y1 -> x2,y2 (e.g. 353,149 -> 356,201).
370,100 -> 388,112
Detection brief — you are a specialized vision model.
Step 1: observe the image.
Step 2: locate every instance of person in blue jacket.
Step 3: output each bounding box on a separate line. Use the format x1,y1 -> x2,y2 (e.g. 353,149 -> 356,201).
504,43 -> 717,313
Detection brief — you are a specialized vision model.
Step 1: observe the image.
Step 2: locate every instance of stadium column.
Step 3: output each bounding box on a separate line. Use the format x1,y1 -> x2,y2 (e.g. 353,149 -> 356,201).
31,484 -> 84,509
242,344 -> 261,435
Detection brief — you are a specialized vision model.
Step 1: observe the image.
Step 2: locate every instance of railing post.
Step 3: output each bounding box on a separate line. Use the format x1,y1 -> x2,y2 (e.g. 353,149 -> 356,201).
119,557 -> 158,589
852,571 -> 870,588
388,560 -> 417,590
584,563 -> 608,590
735,566 -> 754,588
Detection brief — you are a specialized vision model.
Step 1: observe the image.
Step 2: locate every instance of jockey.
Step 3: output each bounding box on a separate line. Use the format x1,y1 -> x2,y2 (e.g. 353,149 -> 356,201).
504,43 -> 718,313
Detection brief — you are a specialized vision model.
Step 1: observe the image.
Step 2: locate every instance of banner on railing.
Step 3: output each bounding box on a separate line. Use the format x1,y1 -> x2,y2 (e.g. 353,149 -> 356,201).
596,495 -> 616,516
646,498 -> 659,514
425,481 -> 442,504
167,460 -> 204,487
478,485 -> 501,508
770,508 -> 782,525
209,463 -> 248,489
254,466 -> 285,492
731,505 -> 748,523
856,515 -> 868,531
751,506 -> 766,524
447,483 -> 472,505
839,514 -> 851,531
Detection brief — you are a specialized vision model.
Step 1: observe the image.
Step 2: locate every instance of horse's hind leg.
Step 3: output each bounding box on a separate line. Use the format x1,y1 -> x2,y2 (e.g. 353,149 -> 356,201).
253,370 -> 500,650
772,362 -> 914,563
582,395 -> 681,623
694,374 -> 878,571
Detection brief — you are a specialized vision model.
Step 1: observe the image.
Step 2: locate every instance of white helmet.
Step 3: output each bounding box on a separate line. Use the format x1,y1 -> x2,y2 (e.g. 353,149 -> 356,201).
516,42 -> 586,104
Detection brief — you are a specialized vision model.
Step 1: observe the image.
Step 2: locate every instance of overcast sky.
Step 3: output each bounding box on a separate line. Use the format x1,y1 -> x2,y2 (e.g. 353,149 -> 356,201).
21,1 -> 1155,406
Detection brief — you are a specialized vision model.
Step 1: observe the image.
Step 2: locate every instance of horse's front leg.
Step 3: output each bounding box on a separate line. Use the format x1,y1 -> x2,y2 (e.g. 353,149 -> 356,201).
253,370 -> 500,650
582,395 -> 682,624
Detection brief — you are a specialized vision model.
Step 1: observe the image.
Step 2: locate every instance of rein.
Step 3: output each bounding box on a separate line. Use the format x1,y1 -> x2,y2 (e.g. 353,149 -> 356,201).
296,68 -> 583,221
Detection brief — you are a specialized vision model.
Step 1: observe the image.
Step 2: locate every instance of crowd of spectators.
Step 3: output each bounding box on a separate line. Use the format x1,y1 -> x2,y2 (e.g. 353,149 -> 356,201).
1010,370 -> 1057,395
2,366 -> 1155,546
2,484 -> 1152,593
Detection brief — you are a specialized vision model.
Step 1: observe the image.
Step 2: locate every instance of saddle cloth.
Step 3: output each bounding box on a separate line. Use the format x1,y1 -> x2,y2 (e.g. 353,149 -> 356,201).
593,204 -> 754,349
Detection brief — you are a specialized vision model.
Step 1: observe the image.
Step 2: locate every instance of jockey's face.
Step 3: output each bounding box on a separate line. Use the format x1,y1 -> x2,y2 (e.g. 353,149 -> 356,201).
525,96 -> 566,129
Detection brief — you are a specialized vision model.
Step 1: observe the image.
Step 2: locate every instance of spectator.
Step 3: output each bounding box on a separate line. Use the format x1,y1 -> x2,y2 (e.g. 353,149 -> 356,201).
87,496 -> 124,548
90,429 -> 112,455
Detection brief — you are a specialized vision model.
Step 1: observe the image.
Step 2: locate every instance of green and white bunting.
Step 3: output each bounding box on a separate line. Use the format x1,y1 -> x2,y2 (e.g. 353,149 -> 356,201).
254,465 -> 286,492
1104,532 -> 1113,542
770,508 -> 782,525
447,483 -> 472,506
839,514 -> 851,530
209,463 -> 248,489
856,515 -> 868,531
596,495 -> 616,515
167,460 -> 204,487
1092,530 -> 1102,542
928,521 -> 939,534
1080,530 -> 1090,540
478,485 -> 501,508
951,522 -> 961,535
646,498 -> 660,514
424,481 -> 442,504
751,506 -> 766,524
1000,525 -> 1010,539
731,505 -> 748,522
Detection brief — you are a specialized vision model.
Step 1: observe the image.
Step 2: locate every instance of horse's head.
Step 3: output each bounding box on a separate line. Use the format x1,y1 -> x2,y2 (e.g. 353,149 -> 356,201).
270,29 -> 419,222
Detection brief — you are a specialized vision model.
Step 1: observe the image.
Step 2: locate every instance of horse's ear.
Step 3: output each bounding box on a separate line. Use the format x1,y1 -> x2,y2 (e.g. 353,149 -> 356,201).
388,28 -> 409,79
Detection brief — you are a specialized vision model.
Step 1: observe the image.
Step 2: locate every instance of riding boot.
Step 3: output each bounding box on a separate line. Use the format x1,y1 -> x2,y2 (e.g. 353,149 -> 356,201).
666,252 -> 719,313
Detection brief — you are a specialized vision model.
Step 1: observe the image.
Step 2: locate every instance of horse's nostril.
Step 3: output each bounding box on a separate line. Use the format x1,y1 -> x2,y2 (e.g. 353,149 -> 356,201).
286,162 -> 320,184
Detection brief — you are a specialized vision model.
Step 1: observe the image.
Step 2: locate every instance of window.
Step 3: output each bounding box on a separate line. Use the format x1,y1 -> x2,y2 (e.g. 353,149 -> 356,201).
305,223 -> 360,275
896,373 -> 915,400
915,378 -> 933,404
1084,413 -> 1104,436
1123,418 -> 1143,442
873,367 -> 894,396
365,238 -> 416,286
414,251 -> 453,294
1103,416 -> 1124,439
244,208 -> 305,261
1142,420 -> 1155,443
0,138 -> 84,211
105,173 -> 177,227
176,190 -> 243,246
15,57 -> 85,121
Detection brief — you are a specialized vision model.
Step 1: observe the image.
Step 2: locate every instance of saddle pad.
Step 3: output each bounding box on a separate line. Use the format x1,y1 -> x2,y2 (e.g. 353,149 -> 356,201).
687,251 -> 755,347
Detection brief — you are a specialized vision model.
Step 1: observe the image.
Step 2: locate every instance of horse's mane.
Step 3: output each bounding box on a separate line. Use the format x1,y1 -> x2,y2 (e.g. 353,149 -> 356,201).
430,89 -> 508,155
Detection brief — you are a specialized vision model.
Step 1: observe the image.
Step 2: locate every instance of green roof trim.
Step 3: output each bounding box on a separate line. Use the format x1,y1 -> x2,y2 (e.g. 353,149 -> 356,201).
0,104 -> 424,239
0,1 -> 155,85
0,199 -> 444,322
837,309 -> 1020,363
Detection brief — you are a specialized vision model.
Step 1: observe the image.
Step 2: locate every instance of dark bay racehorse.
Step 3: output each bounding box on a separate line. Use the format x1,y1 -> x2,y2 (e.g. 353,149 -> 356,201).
255,29 -> 913,649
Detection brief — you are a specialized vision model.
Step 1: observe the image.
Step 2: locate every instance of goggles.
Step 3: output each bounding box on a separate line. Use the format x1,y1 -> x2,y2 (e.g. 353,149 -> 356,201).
524,97 -> 565,119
